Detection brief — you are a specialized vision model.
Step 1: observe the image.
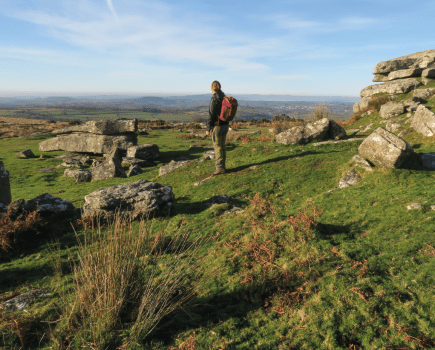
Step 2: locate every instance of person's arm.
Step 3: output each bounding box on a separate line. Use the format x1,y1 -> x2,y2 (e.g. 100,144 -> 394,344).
207,96 -> 219,133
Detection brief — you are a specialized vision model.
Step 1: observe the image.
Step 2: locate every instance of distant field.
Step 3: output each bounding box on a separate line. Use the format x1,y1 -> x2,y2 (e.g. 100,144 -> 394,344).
0,108 -> 195,122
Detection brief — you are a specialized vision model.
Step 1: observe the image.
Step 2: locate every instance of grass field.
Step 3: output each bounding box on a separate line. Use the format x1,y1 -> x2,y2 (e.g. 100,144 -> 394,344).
1,90 -> 435,348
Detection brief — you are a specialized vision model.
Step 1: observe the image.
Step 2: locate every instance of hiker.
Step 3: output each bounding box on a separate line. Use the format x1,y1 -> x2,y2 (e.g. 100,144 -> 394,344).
206,81 -> 229,175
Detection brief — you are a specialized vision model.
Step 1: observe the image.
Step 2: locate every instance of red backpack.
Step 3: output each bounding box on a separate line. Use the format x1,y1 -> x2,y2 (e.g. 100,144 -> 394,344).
219,96 -> 238,122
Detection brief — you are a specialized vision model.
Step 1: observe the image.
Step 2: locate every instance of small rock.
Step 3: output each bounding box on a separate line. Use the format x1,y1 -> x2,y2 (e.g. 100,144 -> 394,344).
407,203 -> 422,210
24,193 -> 76,219
250,165 -> 259,170
430,205 -> 435,211
352,155 -> 373,171
249,130 -> 261,135
16,149 -> 36,158
336,169 -> 361,189
421,153 -> 435,168
203,150 -> 215,159
64,168 -> 92,183
36,167 -> 54,172
0,288 -> 50,311
39,154 -> 50,159
92,157 -> 127,181
127,164 -> 144,177
159,160 -> 192,177
206,194 -> 231,206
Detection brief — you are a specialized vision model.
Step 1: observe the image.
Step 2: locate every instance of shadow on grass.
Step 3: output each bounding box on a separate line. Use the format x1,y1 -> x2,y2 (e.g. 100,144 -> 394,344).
226,150 -> 340,174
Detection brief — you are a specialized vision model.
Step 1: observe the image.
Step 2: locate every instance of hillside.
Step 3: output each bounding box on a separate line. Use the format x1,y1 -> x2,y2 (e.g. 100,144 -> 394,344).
1,50 -> 435,349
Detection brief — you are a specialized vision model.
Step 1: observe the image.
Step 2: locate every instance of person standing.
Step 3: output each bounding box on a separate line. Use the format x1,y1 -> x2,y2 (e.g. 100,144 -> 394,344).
206,81 -> 229,175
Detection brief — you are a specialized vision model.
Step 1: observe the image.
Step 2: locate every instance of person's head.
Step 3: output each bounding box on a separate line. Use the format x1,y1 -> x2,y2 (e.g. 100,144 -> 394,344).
210,80 -> 221,94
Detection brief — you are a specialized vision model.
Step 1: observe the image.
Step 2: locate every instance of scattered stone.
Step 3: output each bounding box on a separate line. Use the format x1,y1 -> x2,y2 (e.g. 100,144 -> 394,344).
91,157 -> 127,181
207,195 -> 231,206
421,153 -> 435,168
0,288 -> 50,312
56,159 -> 82,168
189,132 -> 207,139
379,101 -> 404,119
36,167 -> 54,172
127,164 -> 144,177
24,193 -> 76,219
159,160 -> 193,177
64,168 -> 92,182
352,155 -> 373,171
430,205 -> 435,211
138,129 -> 149,135
397,130 -> 410,138
250,165 -> 259,169
121,157 -> 148,167
410,105 -> 435,137
403,97 -> 421,112
126,144 -> 159,160
249,130 -> 261,135
346,129 -> 361,136
203,150 -> 215,159
193,175 -> 213,186
82,179 -> 174,219
222,206 -> 244,215
387,68 -> 423,80
312,137 -> 363,146
51,118 -> 138,135
358,127 -> 414,168
360,78 -> 422,98
407,203 -> 422,210
386,120 -> 403,133
39,133 -> 137,154
275,118 -> 329,145
361,123 -> 374,133
39,154 -> 50,159
0,162 -> 12,207
16,149 -> 36,158
328,120 -> 346,140
336,169 -> 361,189
373,49 -> 435,74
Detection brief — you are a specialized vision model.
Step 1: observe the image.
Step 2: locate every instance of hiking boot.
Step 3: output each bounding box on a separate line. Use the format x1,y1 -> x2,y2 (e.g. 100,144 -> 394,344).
213,168 -> 226,175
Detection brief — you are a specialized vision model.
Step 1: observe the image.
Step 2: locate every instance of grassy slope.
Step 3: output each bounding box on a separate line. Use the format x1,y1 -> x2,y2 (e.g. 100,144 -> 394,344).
1,95 -> 435,348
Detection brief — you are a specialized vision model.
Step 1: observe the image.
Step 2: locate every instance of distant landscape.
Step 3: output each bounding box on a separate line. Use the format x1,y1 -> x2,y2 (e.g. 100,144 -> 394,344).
0,94 -> 357,122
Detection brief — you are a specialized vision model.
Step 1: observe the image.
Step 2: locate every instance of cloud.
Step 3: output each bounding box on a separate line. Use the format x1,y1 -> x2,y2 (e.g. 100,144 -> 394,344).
106,0 -> 119,23
339,16 -> 378,27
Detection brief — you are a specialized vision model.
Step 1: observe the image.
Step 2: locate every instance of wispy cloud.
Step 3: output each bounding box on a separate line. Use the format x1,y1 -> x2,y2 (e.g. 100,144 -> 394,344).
106,0 -> 119,23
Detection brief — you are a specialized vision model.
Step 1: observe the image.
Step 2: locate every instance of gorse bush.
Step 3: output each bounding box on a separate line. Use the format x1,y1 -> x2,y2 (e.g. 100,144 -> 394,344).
53,214 -> 207,349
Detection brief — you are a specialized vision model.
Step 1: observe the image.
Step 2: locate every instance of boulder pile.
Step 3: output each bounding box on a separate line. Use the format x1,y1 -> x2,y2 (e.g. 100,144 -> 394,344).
275,118 -> 346,145
39,119 -> 138,154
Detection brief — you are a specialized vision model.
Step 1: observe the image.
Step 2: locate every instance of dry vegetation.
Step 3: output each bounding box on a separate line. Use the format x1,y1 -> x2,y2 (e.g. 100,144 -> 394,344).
0,117 -> 70,138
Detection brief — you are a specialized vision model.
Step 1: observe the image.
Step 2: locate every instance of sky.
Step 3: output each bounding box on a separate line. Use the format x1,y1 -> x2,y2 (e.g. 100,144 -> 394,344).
1,0 -> 435,98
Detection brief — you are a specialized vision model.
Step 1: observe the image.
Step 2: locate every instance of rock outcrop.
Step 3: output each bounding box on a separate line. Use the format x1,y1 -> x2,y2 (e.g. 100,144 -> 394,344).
373,49 -> 435,75
410,105 -> 435,137
360,78 -> 422,98
358,127 -> 413,168
275,118 -> 343,145
51,118 -> 137,135
39,118 -> 138,154
82,179 -> 174,219
39,133 -> 137,154
0,162 -> 11,208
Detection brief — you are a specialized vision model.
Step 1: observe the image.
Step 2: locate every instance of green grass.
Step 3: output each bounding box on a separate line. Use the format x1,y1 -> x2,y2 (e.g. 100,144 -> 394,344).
1,112 -> 435,348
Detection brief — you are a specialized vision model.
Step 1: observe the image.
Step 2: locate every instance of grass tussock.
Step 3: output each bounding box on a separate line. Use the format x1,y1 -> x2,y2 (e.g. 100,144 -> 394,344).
226,131 -> 249,144
53,213 -> 207,350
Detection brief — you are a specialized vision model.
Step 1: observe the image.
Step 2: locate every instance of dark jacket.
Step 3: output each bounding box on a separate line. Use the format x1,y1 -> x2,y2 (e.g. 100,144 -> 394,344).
207,89 -> 228,132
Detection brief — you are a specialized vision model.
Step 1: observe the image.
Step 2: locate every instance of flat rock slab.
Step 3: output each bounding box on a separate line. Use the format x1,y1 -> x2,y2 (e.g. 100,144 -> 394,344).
159,160 -> 193,177
388,68 -> 423,80
39,133 -> 137,154
358,127 -> 413,168
0,288 -> 50,312
421,153 -> 435,168
51,118 -> 138,135
360,78 -> 422,98
0,162 -> 11,206
82,179 -> 174,219
411,105 -> 435,137
312,137 -> 363,146
373,49 -> 435,74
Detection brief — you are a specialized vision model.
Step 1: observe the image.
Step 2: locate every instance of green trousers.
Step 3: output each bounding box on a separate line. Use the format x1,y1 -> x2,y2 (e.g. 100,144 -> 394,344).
212,124 -> 229,170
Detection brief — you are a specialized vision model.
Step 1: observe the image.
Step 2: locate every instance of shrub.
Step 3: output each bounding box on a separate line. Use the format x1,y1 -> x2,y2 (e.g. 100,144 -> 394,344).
308,103 -> 329,122
368,94 -> 390,111
54,214 -> 207,349
231,122 -> 241,130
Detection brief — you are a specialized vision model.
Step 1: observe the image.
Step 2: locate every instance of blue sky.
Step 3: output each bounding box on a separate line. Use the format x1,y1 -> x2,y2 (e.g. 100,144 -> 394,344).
1,0 -> 435,97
